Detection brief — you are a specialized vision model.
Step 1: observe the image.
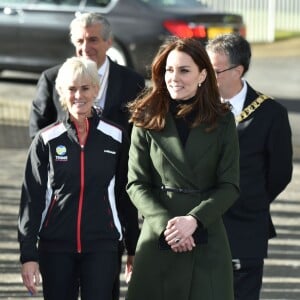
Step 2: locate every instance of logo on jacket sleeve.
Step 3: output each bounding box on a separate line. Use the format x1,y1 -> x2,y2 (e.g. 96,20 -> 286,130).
104,149 -> 116,155
55,145 -> 68,161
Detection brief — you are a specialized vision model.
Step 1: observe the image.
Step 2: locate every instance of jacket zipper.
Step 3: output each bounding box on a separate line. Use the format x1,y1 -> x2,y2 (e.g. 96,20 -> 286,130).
74,118 -> 89,253
76,148 -> 85,253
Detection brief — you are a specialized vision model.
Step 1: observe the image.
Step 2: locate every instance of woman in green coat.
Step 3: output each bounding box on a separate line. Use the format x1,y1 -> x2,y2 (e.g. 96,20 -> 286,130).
126,37 -> 240,300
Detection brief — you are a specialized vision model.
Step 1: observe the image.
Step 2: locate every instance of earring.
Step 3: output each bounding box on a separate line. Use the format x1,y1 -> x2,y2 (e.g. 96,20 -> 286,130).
198,82 -> 202,87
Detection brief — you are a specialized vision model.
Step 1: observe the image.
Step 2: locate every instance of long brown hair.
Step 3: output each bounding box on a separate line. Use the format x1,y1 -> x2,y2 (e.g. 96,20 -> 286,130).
128,37 -> 229,131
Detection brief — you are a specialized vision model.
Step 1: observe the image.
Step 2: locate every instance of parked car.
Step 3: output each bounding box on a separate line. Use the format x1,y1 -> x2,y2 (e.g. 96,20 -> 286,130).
0,0 -> 245,77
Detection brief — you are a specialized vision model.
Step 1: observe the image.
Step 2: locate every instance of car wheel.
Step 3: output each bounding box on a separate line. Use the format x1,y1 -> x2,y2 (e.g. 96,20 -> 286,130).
107,42 -> 128,67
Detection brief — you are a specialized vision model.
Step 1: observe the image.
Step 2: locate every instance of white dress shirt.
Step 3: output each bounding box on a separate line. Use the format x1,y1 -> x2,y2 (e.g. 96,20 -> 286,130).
222,79 -> 247,118
95,56 -> 110,109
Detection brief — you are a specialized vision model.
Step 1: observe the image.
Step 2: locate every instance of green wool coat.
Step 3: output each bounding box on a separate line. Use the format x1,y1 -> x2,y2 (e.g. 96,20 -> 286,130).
126,112 -> 240,300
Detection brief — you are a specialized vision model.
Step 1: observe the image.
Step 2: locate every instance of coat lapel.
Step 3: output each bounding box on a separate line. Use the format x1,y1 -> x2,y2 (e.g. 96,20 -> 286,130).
148,114 -> 215,188
185,123 -> 216,165
149,114 -> 193,181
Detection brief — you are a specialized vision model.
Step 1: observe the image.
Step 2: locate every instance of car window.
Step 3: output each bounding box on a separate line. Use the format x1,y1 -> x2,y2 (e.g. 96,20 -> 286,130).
0,0 -> 80,4
0,0 -> 28,4
31,0 -> 81,5
85,0 -> 111,7
140,0 -> 206,7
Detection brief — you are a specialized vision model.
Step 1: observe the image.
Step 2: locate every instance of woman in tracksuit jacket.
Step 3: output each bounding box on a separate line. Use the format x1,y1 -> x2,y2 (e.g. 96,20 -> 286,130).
18,57 -> 132,300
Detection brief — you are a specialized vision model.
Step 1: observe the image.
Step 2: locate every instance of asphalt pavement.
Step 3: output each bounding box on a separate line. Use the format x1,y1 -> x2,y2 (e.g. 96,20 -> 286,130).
0,37 -> 299,299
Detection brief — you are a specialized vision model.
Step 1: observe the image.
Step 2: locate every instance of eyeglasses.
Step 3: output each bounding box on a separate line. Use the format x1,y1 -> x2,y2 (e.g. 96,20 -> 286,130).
215,65 -> 238,75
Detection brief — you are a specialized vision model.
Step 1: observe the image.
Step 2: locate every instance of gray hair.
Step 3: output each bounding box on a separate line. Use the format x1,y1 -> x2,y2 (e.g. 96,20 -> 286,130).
206,33 -> 251,76
69,12 -> 112,45
56,56 -> 100,109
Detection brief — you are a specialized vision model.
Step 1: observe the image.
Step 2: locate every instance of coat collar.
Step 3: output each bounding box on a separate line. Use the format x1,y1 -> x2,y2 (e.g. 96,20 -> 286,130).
148,113 -> 215,188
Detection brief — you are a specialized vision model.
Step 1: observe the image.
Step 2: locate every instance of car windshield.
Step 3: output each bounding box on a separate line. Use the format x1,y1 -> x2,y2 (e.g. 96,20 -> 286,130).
140,0 -> 206,8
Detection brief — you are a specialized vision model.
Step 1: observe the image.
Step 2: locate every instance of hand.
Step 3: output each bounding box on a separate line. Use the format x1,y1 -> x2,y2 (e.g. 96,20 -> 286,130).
124,255 -> 134,284
21,261 -> 40,296
171,235 -> 196,253
164,215 -> 198,249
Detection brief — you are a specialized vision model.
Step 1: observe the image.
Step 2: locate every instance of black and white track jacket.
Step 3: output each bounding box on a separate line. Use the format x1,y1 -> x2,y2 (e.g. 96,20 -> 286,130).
18,110 -> 139,263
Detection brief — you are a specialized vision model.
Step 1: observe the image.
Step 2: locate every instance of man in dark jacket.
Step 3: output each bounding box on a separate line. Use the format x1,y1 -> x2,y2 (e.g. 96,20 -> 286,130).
206,34 -> 293,300
28,12 -> 145,300
29,13 -> 145,138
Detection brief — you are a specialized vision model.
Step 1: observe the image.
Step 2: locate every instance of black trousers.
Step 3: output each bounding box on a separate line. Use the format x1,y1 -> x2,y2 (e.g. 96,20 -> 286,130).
233,259 -> 264,300
112,241 -> 125,300
39,250 -> 118,300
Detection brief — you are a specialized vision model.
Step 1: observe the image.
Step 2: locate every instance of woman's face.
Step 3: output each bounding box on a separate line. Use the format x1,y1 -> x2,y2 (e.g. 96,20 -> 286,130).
61,76 -> 99,120
165,49 -> 206,100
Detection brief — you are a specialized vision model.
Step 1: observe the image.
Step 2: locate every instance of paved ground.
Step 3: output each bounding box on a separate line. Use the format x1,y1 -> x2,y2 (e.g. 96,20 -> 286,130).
0,150 -> 299,299
0,37 -> 300,299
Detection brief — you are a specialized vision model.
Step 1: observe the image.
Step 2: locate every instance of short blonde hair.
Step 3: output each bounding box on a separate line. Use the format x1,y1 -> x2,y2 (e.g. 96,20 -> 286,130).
56,56 -> 100,109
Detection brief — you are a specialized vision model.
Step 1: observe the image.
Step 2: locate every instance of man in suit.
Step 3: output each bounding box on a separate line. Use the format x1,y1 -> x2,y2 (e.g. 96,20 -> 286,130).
29,12 -> 145,300
29,13 -> 145,138
206,33 -> 293,300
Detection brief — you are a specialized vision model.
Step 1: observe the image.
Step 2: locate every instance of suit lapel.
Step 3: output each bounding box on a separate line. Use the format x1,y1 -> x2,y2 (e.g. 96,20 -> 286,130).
236,82 -> 259,135
102,60 -> 120,117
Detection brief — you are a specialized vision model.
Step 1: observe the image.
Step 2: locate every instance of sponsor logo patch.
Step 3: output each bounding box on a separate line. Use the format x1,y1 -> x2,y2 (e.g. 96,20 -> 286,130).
55,145 -> 68,161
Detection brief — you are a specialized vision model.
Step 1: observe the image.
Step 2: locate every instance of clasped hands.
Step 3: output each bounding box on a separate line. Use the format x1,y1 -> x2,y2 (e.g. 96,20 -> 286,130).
164,215 -> 198,253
